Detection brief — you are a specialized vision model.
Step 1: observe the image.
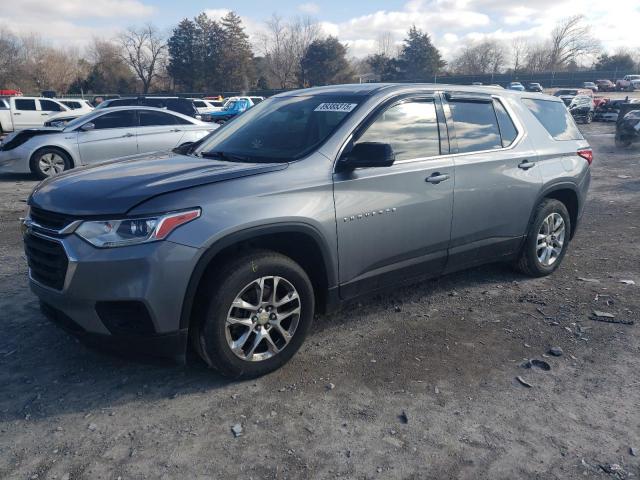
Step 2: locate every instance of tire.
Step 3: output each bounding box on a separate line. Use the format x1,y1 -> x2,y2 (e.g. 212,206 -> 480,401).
193,250 -> 315,378
30,147 -> 72,180
515,199 -> 571,277
586,112 -> 593,124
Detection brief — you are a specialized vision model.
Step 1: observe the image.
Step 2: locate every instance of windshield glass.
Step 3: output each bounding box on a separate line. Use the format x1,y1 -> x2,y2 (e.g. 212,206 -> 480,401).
193,95 -> 361,162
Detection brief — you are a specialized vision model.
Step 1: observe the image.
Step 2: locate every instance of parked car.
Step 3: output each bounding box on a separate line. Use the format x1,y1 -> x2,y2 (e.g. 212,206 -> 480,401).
507,82 -> 525,91
594,99 -> 625,122
95,97 -> 200,119
22,84 -> 591,378
190,98 -> 224,115
581,82 -> 598,92
553,89 -> 593,106
0,106 -> 217,178
0,96 -> 70,133
526,82 -> 543,92
616,75 -> 640,91
202,97 -> 253,123
595,79 -> 615,92
615,108 -> 640,147
567,95 -> 594,123
44,99 -> 95,127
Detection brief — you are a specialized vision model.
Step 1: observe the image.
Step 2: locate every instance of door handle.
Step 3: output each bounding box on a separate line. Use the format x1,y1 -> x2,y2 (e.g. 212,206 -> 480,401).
122,133 -> 134,138
518,160 -> 536,170
170,128 -> 182,132
13,112 -> 21,115
426,172 -> 450,184
41,113 -> 49,116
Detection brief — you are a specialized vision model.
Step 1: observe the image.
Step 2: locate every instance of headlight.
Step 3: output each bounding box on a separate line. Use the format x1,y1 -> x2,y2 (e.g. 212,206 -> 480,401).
75,208 -> 200,248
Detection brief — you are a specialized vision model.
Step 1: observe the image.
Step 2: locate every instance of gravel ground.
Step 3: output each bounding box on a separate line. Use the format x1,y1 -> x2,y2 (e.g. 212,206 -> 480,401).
0,122 -> 639,480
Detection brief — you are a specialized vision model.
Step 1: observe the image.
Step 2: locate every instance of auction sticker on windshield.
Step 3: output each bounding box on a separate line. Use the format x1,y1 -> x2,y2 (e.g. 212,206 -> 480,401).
314,103 -> 358,113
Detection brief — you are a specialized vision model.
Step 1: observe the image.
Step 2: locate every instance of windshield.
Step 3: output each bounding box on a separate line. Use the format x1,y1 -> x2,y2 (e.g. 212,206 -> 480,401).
224,101 -> 238,110
193,95 -> 361,162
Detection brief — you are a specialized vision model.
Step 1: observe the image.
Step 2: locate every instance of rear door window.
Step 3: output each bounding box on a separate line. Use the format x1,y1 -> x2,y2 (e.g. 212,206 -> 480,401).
493,99 -> 518,147
522,98 -> 583,141
357,100 -> 441,161
449,100 -> 502,153
15,99 -> 37,111
39,99 -> 64,112
91,111 -> 137,130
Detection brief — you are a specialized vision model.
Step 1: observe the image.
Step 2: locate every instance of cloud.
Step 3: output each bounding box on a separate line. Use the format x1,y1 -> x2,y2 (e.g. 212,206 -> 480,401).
204,8 -> 231,21
298,3 -> 320,14
5,0 -> 154,19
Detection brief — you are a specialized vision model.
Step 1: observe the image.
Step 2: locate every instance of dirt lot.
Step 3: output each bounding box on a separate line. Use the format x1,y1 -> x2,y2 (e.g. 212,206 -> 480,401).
0,122 -> 639,480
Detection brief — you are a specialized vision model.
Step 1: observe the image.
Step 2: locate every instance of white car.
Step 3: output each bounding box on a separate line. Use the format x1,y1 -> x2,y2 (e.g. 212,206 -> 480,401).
0,97 -> 71,133
190,98 -> 225,114
0,106 -> 218,178
45,99 -> 95,127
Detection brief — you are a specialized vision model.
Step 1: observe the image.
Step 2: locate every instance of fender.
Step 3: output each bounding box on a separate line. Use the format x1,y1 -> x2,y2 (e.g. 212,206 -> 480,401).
526,180 -> 581,238
178,221 -> 338,330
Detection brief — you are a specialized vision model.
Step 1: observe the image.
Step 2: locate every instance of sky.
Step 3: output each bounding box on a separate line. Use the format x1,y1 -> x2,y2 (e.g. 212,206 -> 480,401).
1,0 -> 638,61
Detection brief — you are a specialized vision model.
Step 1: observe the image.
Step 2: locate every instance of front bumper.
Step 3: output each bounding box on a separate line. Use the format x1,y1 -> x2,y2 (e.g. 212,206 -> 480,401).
0,147 -> 30,174
27,230 -> 201,360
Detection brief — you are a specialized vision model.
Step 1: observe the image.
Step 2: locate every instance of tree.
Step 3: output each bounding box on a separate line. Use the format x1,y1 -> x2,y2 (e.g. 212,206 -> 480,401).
396,26 -> 444,81
119,24 -> 167,93
301,36 -> 353,86
510,37 -> 528,73
0,28 -> 21,89
84,39 -> 136,93
261,15 -> 320,88
594,52 -> 635,72
451,40 -> 506,75
366,53 -> 398,81
167,19 -> 198,91
548,15 -> 600,70
219,12 -> 255,91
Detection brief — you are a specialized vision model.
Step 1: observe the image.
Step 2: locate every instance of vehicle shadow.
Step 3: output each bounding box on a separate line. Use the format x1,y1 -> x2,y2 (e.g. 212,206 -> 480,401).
0,262 -> 524,422
0,173 -> 37,182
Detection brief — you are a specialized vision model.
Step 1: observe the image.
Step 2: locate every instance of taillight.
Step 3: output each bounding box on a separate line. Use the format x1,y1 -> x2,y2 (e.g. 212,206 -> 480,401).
577,148 -> 593,166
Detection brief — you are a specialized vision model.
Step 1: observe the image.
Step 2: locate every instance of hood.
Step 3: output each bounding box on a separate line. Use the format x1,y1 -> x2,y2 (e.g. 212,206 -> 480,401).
0,128 -> 64,151
29,151 -> 288,216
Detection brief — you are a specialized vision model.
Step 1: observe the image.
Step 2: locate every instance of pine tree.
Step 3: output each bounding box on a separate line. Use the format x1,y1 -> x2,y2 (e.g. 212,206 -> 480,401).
397,26 -> 445,82
167,18 -> 198,91
219,12 -> 255,91
301,36 -> 353,86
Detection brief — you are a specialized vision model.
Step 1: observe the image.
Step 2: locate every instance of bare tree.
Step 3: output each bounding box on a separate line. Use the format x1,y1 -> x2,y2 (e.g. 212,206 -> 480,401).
261,14 -> 320,88
376,31 -> 394,57
0,28 -> 21,88
118,24 -> 166,93
510,37 -> 528,73
452,40 -> 506,75
548,15 -> 600,70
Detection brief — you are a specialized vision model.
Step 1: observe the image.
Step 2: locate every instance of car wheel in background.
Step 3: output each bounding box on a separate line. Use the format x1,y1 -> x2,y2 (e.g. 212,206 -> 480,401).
586,112 -> 593,124
193,250 -> 315,378
30,147 -> 72,180
515,199 -> 571,277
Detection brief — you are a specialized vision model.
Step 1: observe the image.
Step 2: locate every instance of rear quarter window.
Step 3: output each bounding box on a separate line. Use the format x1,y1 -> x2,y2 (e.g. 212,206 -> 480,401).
522,98 -> 583,141
449,100 -> 502,153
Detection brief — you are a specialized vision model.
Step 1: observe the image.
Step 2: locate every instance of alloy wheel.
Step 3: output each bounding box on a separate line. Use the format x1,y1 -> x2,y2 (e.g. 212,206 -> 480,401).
225,276 -> 301,362
536,213 -> 565,267
38,153 -> 66,176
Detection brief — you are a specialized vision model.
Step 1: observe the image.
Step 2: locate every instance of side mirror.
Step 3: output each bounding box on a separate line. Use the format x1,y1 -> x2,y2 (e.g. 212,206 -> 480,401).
80,122 -> 95,132
339,142 -> 395,170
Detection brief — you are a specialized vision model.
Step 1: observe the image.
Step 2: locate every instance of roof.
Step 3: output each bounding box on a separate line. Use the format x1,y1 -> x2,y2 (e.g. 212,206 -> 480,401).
275,82 -> 555,100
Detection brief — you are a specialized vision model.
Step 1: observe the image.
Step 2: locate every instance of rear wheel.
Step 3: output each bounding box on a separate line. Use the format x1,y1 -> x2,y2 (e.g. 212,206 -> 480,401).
30,147 -> 71,179
515,199 -> 571,277
193,250 -> 315,378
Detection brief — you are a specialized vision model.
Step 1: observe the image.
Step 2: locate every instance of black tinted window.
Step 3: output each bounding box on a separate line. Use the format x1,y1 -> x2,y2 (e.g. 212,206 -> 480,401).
522,98 -> 583,141
15,99 -> 37,111
92,111 -> 137,129
449,101 -> 502,153
40,99 -> 63,112
193,100 -> 206,108
62,101 -> 81,109
357,100 -> 440,160
493,99 -> 518,147
139,110 -> 190,126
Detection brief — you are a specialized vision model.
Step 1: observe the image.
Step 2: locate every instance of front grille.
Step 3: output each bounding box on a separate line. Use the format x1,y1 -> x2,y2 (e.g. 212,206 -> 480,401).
24,233 -> 69,290
30,207 -> 75,231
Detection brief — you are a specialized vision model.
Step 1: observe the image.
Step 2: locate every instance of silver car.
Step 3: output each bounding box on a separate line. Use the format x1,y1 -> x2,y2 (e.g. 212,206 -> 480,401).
0,106 -> 217,178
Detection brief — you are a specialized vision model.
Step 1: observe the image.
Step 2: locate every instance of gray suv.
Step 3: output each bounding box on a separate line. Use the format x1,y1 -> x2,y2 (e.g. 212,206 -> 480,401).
23,84 -> 592,378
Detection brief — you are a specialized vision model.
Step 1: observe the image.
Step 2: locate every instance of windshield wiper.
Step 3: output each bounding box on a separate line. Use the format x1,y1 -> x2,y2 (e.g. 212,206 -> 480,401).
199,151 -> 256,163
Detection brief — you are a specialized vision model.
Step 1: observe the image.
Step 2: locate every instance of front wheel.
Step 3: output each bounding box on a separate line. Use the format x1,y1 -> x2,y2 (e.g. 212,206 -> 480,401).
515,199 -> 571,277
30,147 -> 71,179
194,250 -> 315,378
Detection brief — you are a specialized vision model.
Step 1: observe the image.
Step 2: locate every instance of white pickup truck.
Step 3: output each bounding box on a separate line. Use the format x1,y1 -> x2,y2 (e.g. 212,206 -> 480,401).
615,75 -> 640,92
0,97 -> 71,133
